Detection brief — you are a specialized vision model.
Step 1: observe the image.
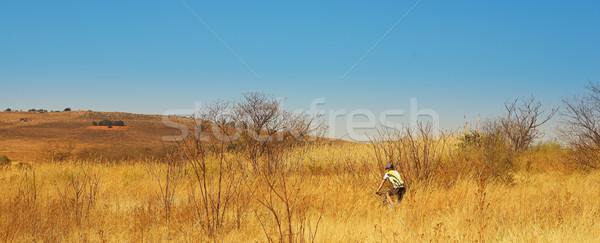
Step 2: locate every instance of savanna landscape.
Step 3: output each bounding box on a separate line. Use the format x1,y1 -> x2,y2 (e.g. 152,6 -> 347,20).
1,90 -> 600,242
2,1 -> 599,242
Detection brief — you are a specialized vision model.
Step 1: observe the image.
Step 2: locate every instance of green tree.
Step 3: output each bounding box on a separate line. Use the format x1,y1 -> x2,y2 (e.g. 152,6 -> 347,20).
4,108 -> 11,112
92,121 -> 98,126
98,119 -> 112,126
64,107 -> 71,111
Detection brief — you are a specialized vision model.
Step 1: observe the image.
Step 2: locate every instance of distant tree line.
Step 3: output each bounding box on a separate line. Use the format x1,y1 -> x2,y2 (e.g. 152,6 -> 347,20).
3,108 -> 72,112
29,109 -> 48,113
92,119 -> 125,127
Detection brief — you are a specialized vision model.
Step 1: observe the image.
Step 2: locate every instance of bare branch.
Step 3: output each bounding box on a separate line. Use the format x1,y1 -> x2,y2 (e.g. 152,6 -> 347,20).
499,95 -> 557,151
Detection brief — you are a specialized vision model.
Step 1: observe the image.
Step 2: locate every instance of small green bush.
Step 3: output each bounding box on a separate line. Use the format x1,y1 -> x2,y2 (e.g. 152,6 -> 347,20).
98,119 -> 112,126
93,119 -> 125,126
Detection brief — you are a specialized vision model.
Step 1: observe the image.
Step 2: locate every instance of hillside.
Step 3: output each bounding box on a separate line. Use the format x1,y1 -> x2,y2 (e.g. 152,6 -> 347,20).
0,110 -> 191,161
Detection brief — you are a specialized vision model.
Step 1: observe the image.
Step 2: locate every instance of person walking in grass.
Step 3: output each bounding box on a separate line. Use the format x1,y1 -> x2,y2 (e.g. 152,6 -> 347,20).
375,163 -> 406,205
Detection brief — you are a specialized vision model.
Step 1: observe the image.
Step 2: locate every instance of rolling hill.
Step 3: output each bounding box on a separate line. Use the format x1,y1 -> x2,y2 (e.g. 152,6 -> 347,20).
0,110 -> 191,162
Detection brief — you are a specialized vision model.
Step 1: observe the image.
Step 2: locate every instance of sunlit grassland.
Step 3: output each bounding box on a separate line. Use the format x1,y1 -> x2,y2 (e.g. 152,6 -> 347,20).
1,142 -> 599,242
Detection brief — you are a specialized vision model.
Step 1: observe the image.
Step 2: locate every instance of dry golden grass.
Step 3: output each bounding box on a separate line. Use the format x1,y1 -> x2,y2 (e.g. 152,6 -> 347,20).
1,142 -> 598,242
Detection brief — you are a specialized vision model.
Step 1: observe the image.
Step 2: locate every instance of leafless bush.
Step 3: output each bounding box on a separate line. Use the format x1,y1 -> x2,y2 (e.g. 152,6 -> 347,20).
283,112 -> 325,141
194,92 -> 325,172
235,92 -> 284,140
450,97 -> 555,181
233,92 -> 287,167
256,165 -> 323,243
499,96 -> 557,152
146,151 -> 184,228
196,100 -> 240,143
179,100 -> 246,238
54,162 -> 102,226
371,122 -> 449,187
184,142 -> 242,237
561,81 -> 600,169
171,95 -> 325,239
43,140 -> 75,162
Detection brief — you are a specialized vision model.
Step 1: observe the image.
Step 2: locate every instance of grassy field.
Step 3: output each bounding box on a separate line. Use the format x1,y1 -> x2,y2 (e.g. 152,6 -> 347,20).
1,141 -> 598,242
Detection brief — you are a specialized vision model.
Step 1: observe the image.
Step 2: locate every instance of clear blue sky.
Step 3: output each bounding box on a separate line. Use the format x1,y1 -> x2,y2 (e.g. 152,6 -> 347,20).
1,1 -> 599,139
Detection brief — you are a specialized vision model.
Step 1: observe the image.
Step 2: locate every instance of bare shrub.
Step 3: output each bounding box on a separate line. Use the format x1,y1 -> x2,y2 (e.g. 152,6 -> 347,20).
561,81 -> 600,169
53,162 -> 102,227
233,92 -> 284,164
180,138 -> 242,237
499,96 -> 557,152
177,100 -> 248,238
163,95 -> 326,240
282,111 -> 326,143
371,122 -> 449,187
256,160 -> 323,242
449,96 -> 556,182
42,140 -> 75,162
146,151 -> 184,229
193,92 -> 326,173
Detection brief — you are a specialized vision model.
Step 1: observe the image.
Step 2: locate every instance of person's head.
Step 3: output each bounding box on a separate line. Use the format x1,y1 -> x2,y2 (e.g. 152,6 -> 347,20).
385,163 -> 394,170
